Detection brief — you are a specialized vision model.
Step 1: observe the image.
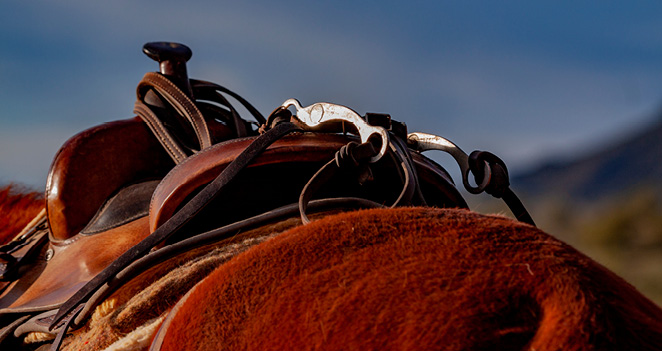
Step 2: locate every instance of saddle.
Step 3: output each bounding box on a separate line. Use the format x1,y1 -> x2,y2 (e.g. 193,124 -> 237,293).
0,42 -> 533,349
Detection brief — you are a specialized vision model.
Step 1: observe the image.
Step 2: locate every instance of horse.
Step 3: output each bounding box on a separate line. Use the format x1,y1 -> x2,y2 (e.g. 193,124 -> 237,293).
1,42 -> 661,350
0,186 -> 43,244
1,188 -> 661,350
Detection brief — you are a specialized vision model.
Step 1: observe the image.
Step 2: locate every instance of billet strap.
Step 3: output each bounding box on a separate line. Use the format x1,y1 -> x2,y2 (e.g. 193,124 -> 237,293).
134,72 -> 212,163
49,122 -> 302,330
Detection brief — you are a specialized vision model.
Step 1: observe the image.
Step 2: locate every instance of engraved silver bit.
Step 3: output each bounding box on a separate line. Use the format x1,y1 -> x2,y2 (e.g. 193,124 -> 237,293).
281,98 -> 389,163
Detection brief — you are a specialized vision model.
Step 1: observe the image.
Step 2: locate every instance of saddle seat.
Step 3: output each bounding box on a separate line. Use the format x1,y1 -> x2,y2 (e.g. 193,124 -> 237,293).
0,118 -> 175,314
46,117 -> 174,241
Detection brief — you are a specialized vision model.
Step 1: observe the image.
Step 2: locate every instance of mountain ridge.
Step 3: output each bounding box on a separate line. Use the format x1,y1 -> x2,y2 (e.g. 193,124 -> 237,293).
512,115 -> 662,201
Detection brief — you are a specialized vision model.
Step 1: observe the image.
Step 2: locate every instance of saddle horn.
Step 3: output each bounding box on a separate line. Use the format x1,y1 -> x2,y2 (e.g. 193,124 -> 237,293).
143,42 -> 193,97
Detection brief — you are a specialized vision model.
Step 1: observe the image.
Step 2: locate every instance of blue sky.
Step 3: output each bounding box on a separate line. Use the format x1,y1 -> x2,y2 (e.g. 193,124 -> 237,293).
2,1 -> 661,187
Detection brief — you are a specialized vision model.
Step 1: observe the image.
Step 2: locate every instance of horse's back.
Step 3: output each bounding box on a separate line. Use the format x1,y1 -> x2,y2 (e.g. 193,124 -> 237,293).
158,207 -> 662,351
0,185 -> 43,244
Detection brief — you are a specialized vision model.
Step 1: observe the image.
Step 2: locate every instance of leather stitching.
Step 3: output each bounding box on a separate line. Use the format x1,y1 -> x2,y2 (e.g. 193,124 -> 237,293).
134,101 -> 186,163
140,73 -> 211,149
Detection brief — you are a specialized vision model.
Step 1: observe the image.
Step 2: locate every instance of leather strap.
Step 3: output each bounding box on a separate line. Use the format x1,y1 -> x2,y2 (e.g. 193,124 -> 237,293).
191,79 -> 266,137
387,133 -> 417,207
135,72 -> 214,163
192,86 -> 248,137
134,100 -> 188,163
191,79 -> 266,126
299,137 -> 416,224
0,314 -> 31,344
50,122 -> 301,330
135,74 -> 266,163
138,72 -> 212,150
468,151 -> 536,226
48,304 -> 83,351
391,135 -> 427,206
0,211 -> 49,282
74,198 -> 382,326
502,188 -> 536,226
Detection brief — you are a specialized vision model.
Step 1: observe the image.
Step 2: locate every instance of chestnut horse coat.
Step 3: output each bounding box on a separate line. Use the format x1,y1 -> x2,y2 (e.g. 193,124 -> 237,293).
157,208 -> 662,351
1,188 -> 661,350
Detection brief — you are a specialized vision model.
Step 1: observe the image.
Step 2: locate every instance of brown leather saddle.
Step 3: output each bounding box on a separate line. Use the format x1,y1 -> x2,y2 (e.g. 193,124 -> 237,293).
0,44 -> 242,315
0,42 -> 533,349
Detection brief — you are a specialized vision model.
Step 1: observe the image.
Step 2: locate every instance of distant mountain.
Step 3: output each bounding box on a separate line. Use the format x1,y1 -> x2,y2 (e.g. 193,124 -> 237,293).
512,116 -> 662,201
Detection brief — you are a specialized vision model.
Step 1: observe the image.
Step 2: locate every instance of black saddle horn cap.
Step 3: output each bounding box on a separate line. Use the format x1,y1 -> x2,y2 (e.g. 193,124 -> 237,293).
143,42 -> 193,97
